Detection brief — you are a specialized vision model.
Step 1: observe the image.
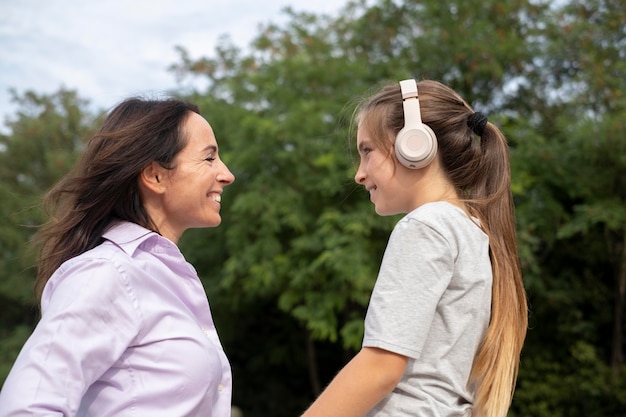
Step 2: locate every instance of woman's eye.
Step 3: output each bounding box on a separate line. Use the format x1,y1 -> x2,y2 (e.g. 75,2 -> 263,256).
205,156 -> 216,163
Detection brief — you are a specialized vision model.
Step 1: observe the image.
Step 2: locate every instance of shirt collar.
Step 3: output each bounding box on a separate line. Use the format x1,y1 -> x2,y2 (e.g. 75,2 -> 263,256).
102,221 -> 161,256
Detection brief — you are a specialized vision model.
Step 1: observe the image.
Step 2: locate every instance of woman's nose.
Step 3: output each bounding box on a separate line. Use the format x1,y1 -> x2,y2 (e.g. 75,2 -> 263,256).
219,162 -> 235,184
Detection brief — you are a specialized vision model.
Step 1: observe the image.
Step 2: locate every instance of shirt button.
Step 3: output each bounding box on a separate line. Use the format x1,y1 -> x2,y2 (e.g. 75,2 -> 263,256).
218,384 -> 224,392
202,328 -> 210,336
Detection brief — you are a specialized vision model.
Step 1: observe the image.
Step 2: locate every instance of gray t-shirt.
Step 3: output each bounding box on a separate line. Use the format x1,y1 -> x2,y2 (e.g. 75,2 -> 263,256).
363,201 -> 492,417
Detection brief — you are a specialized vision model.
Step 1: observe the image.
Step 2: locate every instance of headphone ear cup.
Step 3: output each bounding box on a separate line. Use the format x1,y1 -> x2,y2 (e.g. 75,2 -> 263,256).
395,123 -> 438,169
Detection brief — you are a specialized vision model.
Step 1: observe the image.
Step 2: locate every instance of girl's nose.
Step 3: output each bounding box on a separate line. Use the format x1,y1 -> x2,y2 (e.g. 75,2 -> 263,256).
354,163 -> 365,184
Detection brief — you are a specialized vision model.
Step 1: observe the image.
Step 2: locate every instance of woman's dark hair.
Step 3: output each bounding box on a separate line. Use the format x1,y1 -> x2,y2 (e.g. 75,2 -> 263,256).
357,80 -> 528,417
34,97 -> 199,301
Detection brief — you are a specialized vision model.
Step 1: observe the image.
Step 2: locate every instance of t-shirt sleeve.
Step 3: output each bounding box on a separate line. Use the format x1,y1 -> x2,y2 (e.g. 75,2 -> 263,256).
0,257 -> 142,414
363,218 -> 454,359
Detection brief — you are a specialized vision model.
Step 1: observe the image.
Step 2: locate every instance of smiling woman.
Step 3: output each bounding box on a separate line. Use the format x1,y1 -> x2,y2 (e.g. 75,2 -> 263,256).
0,97 -> 236,417
140,111 -> 235,243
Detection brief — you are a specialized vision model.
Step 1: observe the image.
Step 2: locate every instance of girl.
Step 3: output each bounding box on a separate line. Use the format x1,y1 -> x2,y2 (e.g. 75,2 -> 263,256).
301,79 -> 527,417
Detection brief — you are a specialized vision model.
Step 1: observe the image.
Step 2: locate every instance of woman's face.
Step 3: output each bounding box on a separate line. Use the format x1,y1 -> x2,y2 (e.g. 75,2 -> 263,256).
157,112 -> 235,242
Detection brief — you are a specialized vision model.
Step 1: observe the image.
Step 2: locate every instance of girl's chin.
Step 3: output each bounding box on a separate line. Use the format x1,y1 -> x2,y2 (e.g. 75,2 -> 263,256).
374,204 -> 405,217
374,205 -> 390,216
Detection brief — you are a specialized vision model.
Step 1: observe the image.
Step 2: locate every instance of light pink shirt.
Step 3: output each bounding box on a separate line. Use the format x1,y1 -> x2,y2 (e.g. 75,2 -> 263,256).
0,221 -> 232,416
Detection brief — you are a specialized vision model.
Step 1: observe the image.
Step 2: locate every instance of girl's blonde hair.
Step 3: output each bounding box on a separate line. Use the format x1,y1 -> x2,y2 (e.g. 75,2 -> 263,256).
357,79 -> 528,417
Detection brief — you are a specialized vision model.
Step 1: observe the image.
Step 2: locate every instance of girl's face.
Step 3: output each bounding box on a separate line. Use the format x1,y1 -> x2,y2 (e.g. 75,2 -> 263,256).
354,125 -> 418,216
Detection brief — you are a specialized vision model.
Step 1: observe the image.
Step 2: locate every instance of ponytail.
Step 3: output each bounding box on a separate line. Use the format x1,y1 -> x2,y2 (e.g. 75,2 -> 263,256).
424,85 -> 527,417
464,122 -> 527,417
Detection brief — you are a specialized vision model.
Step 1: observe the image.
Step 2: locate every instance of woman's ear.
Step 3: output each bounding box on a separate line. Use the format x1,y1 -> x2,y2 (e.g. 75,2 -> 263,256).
139,161 -> 166,194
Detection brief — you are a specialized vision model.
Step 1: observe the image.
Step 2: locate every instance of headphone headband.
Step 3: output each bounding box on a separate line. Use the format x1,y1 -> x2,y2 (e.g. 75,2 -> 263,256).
394,79 -> 438,169
399,79 -> 423,127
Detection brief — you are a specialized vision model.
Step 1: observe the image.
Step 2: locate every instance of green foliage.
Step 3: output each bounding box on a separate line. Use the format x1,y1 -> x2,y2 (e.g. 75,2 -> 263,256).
178,1 -> 626,415
1,0 -> 625,416
174,5 -> 397,355
512,341 -> 626,417
508,2 -> 626,415
0,88 -> 96,381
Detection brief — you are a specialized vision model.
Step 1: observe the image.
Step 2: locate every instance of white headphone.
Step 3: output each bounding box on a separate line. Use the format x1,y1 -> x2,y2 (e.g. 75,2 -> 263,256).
395,79 -> 438,169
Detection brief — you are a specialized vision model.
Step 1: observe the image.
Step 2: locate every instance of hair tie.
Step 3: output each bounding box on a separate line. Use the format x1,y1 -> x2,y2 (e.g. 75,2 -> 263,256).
467,112 -> 488,137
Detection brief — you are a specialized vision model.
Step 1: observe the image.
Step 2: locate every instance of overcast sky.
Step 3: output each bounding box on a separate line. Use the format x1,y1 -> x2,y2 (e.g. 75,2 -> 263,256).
0,0 -> 348,131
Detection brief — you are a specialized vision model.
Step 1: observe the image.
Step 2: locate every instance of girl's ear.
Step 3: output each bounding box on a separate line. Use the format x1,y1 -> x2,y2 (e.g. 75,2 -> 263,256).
139,161 -> 166,194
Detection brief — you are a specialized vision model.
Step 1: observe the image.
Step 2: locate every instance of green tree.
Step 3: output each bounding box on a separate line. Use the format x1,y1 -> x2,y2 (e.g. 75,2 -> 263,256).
171,0 -> 554,415
0,88 -> 96,379
509,0 -> 626,415
173,7 -> 397,412
1,0 -> 624,416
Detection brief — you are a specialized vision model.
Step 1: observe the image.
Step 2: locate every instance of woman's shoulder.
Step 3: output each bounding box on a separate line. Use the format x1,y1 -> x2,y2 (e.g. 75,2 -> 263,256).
41,223 -> 150,310
61,238 -> 132,270
46,242 -> 129,288
41,245 -> 140,316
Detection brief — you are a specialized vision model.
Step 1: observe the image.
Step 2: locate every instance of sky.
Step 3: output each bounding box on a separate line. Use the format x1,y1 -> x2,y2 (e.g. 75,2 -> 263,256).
0,0 -> 348,132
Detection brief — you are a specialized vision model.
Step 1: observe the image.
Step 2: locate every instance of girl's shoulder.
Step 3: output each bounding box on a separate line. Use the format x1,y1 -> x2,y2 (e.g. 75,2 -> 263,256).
399,201 -> 487,242
404,201 -> 468,225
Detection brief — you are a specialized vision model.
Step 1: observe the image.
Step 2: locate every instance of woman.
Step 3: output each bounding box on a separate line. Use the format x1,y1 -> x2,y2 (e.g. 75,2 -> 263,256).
301,79 -> 527,417
0,97 -> 235,416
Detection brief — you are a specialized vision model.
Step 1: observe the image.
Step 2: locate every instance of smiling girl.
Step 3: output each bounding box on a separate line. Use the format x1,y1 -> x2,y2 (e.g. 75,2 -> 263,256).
301,79 -> 528,417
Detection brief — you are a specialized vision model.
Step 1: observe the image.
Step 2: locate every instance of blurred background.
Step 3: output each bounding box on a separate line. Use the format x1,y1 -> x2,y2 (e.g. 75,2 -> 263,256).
1,0 -> 625,416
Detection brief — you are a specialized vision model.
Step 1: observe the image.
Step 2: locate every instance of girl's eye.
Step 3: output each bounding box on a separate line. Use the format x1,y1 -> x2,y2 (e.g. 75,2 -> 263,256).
363,148 -> 372,155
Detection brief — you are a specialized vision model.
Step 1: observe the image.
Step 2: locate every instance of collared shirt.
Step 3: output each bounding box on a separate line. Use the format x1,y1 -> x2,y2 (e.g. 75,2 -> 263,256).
0,221 -> 232,416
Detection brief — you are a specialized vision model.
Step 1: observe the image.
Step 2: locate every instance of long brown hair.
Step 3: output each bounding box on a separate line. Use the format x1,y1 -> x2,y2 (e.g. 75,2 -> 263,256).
33,97 -> 199,302
357,80 -> 528,417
